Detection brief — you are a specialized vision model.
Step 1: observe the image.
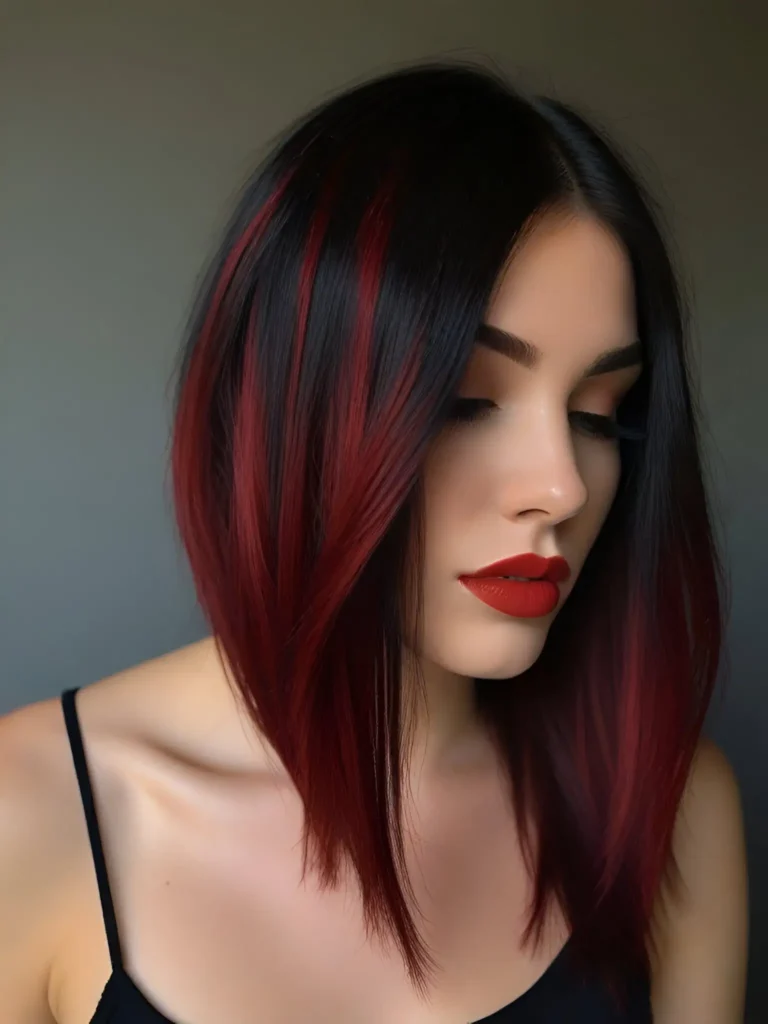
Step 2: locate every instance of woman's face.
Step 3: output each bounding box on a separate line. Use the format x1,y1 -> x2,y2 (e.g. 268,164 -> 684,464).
416,208 -> 642,681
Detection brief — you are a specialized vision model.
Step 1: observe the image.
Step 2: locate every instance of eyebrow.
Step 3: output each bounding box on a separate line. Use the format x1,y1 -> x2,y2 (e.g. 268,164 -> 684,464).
476,323 -> 643,377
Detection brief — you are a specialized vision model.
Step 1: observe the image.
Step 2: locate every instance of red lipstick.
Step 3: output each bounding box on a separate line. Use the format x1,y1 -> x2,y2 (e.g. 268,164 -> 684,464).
458,553 -> 571,619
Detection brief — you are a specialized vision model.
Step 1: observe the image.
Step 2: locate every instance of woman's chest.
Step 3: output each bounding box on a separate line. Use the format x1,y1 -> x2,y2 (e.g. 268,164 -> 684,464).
59,764 -> 569,1024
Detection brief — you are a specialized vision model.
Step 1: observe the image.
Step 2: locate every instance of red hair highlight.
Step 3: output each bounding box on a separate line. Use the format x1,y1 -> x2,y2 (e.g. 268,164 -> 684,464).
170,63 -> 725,1012
172,162 -> 438,991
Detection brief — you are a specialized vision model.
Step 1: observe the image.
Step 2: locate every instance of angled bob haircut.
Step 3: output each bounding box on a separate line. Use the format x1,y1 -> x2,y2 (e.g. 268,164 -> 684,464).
170,60 -> 724,1009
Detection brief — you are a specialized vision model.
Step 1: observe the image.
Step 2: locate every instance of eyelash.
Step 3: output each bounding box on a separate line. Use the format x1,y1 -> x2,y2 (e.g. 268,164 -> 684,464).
447,398 -> 647,442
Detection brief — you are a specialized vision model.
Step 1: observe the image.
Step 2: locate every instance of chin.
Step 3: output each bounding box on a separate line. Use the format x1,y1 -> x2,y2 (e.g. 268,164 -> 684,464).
422,614 -> 552,681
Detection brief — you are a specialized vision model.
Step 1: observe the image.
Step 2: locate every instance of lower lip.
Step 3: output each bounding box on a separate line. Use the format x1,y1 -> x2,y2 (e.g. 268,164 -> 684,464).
458,576 -> 561,618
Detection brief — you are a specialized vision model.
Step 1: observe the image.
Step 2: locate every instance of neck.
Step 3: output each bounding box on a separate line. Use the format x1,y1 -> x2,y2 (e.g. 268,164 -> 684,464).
202,635 -> 494,785
399,646 -> 495,788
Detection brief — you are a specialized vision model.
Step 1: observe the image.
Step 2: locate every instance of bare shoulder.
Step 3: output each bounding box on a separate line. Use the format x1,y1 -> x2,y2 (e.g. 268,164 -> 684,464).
673,738 -> 747,906
650,737 -> 749,1024
0,636 -> 222,1022
682,737 -> 744,824
0,695 -> 88,1022
0,692 -> 84,889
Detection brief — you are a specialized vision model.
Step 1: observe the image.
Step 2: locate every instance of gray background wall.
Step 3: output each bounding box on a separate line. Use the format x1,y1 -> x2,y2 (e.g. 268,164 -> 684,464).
1,0 -> 765,1018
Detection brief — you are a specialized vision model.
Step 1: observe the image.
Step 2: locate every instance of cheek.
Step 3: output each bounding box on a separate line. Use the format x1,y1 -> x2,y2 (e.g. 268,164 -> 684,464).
422,431 -> 480,504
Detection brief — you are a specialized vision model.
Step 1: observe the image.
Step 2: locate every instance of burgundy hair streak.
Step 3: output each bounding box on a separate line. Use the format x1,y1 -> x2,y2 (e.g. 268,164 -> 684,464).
170,62 -> 725,1010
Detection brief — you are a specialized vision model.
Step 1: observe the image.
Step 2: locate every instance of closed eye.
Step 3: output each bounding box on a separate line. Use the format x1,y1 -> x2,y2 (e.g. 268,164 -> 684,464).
447,398 -> 496,422
447,398 -> 646,442
570,411 -> 646,442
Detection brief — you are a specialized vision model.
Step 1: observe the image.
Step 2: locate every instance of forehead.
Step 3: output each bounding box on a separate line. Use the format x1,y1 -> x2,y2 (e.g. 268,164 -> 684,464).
485,210 -> 636,362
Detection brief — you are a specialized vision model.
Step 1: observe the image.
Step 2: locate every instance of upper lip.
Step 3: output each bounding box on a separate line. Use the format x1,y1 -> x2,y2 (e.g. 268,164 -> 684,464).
462,553 -> 571,583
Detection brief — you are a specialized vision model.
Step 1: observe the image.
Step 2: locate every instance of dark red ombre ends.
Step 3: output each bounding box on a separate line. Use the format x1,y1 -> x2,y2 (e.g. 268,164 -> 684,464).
170,62 -> 724,1009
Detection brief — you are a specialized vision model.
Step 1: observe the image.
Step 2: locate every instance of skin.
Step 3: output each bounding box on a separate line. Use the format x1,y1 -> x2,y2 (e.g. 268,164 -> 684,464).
404,206 -> 639,781
0,209 -> 748,1023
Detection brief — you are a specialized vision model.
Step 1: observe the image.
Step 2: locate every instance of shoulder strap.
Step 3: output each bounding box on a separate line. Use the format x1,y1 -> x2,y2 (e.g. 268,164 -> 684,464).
61,687 -> 124,971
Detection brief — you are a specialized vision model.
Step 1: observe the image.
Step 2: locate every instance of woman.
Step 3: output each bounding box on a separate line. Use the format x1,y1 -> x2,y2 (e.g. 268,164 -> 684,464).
0,61 -> 748,1023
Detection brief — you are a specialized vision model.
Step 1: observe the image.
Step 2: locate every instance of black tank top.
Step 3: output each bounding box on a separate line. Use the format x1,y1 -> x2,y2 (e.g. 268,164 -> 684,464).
61,686 -> 654,1023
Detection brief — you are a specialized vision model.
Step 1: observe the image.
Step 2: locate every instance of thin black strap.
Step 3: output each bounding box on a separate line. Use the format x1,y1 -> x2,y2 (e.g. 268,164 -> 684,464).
61,687 -> 124,970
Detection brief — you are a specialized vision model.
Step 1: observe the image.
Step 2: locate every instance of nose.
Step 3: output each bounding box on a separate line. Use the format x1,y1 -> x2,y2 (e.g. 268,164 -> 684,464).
500,414 -> 589,528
